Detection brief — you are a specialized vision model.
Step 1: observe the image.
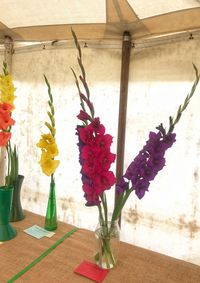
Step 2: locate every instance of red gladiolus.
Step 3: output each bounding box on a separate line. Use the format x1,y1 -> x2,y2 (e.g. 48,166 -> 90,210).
95,134 -> 113,150
77,110 -> 91,121
0,112 -> 15,130
79,126 -> 95,145
94,171 -> 116,190
77,117 -> 116,206
0,131 -> 12,147
88,117 -> 105,135
83,183 -> 101,206
0,102 -> 13,113
0,102 -> 15,130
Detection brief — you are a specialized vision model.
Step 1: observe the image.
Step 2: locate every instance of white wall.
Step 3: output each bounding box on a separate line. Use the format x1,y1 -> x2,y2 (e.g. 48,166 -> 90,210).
123,38 -> 200,265
8,37 -> 200,265
12,47 -> 120,227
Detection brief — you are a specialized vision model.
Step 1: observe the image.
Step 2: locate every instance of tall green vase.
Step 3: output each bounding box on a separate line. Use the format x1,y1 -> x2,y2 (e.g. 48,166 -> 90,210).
10,175 -> 25,222
0,186 -> 17,241
44,178 -> 57,231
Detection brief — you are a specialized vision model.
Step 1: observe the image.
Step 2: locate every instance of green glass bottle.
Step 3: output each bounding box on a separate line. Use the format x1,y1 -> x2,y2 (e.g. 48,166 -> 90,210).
0,185 -> 17,241
44,176 -> 57,231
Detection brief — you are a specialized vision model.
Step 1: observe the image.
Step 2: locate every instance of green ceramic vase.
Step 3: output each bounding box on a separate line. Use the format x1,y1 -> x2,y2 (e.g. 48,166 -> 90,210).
0,186 -> 17,241
44,178 -> 57,231
10,175 -> 25,222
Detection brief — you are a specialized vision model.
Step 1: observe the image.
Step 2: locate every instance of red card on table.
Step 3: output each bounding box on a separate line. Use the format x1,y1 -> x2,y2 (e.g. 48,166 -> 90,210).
74,261 -> 109,283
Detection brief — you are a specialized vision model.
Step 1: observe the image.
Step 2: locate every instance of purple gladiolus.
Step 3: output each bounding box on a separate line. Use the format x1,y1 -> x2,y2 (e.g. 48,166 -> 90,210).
117,131 -> 176,199
116,177 -> 129,194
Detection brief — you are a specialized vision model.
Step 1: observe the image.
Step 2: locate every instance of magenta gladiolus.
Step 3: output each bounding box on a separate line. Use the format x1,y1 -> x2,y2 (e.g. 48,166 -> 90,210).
77,119 -> 116,206
77,110 -> 91,121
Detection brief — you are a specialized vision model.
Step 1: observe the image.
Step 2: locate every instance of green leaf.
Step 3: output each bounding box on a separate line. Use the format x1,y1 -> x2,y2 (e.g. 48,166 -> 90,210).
167,64 -> 200,134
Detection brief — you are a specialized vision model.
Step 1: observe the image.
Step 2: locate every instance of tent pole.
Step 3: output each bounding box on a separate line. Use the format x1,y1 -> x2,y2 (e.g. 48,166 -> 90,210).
4,36 -> 14,72
115,31 -> 131,226
0,36 -> 14,186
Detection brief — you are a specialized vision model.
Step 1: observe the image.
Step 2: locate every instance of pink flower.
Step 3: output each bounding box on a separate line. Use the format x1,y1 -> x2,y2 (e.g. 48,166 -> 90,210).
95,134 -> 113,150
82,159 -> 96,176
77,118 -> 116,206
94,171 -> 116,190
88,117 -> 105,135
78,126 -> 95,145
77,110 -> 91,121
81,145 -> 98,160
80,93 -> 94,115
98,152 -> 116,171
83,183 -> 101,206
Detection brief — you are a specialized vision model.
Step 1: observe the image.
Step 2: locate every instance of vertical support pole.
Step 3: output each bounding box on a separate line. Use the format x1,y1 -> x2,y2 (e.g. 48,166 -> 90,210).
115,31 -> 131,225
4,36 -> 13,72
0,36 -> 13,185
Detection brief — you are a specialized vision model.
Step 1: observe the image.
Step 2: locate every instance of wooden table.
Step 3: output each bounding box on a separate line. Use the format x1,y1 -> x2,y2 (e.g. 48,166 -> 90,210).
0,211 -> 200,283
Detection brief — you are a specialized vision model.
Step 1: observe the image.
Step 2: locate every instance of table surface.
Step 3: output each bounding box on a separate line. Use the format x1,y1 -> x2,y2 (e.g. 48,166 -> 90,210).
0,211 -> 200,283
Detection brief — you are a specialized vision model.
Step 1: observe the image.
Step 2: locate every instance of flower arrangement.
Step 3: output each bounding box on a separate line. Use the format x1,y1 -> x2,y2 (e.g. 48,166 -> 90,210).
37,75 -> 59,230
37,75 -> 59,176
0,61 -> 17,187
72,30 -> 200,269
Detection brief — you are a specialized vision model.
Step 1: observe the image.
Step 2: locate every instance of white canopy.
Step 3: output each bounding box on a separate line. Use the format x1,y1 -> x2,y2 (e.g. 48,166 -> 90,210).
0,0 -> 200,43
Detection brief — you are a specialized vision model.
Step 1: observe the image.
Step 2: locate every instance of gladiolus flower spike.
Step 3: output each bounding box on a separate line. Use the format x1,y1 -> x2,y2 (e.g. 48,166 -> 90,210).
72,29 -> 200,225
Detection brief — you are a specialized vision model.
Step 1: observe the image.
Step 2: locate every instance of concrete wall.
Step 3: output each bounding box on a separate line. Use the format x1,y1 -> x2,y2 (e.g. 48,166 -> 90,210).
6,37 -> 200,265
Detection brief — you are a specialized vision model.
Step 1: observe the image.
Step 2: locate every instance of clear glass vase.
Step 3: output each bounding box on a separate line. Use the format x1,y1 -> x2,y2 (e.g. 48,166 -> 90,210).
94,220 -> 120,269
44,178 -> 57,231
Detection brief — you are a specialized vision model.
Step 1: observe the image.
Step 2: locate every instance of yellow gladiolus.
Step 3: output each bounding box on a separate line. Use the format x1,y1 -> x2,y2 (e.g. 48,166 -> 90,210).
46,143 -> 59,157
37,75 -> 59,177
37,133 -> 59,157
39,151 -> 60,176
0,74 -> 16,108
37,133 -> 55,146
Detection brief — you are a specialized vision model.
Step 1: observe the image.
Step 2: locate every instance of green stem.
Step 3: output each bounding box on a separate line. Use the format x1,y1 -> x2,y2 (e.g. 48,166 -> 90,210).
96,194 -> 119,269
6,141 -> 11,186
100,193 -> 108,231
112,188 -> 132,222
43,75 -> 56,137
100,237 -> 116,268
95,225 -> 116,269
98,203 -> 105,227
167,64 -> 200,134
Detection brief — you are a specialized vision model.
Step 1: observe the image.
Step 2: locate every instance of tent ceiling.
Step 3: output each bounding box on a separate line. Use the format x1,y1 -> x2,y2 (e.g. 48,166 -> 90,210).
0,0 -> 200,43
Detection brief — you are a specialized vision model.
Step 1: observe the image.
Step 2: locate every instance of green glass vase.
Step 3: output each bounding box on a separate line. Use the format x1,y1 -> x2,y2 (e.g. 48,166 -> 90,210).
10,175 -> 25,222
0,186 -> 17,241
44,178 -> 57,231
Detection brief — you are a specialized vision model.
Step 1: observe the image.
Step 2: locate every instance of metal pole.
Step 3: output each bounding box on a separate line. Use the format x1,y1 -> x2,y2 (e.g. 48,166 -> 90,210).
0,36 -> 13,185
115,31 -> 132,225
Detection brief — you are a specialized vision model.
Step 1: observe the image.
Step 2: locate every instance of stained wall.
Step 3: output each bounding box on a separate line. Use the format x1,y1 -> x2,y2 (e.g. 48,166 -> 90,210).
123,38 -> 200,265
5,37 -> 200,265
